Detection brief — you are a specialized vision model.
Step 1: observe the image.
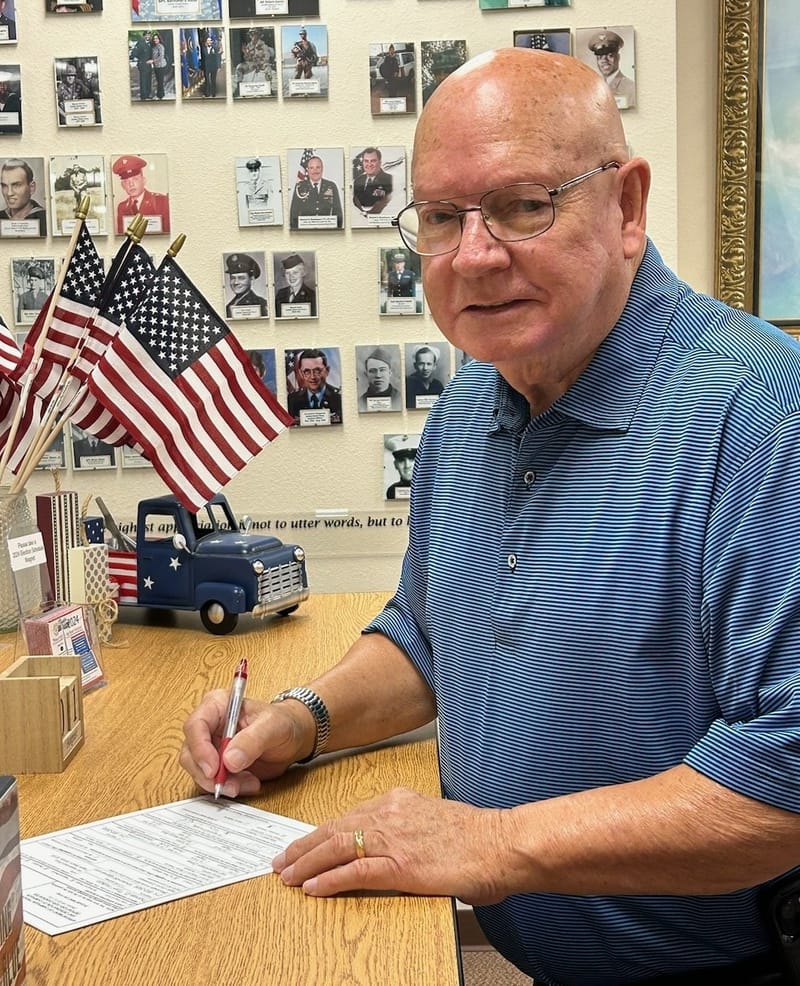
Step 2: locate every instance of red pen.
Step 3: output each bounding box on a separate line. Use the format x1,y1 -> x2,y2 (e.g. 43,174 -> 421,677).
214,658 -> 248,800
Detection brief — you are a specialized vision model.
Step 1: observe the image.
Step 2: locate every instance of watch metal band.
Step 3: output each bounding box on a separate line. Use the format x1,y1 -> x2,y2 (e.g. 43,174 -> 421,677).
271,686 -> 330,763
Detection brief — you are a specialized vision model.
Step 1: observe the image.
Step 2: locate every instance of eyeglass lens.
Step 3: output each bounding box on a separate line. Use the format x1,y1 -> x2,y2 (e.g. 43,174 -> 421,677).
398,184 -> 555,256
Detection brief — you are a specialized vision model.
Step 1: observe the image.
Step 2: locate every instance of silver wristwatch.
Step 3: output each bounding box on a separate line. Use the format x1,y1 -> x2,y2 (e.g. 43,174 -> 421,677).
271,686 -> 330,763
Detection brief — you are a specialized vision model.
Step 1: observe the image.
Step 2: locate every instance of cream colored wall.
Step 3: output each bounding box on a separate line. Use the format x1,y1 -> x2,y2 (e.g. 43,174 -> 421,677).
7,1 -> 695,592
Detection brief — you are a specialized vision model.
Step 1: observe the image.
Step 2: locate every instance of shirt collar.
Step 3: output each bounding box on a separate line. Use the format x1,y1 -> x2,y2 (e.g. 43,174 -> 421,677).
492,240 -> 680,435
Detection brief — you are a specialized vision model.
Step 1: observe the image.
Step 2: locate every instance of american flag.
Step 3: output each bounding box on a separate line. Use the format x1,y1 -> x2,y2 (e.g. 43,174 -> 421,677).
0,314 -> 43,476
85,255 -> 294,511
0,313 -> 18,376
67,243 -> 155,445
296,147 -> 315,181
11,223 -> 105,404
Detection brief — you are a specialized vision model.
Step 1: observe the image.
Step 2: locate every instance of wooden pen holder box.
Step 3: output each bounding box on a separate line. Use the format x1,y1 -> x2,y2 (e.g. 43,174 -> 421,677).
0,656 -> 84,773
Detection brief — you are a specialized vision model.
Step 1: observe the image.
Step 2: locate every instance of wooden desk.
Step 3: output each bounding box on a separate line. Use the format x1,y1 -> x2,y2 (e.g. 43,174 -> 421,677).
1,592 -> 463,986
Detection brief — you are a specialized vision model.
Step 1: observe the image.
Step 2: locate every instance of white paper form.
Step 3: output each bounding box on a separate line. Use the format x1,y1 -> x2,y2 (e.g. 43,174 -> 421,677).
20,796 -> 315,936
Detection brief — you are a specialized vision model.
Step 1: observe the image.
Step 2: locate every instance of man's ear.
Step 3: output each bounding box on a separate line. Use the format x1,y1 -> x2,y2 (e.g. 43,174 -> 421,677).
617,157 -> 650,259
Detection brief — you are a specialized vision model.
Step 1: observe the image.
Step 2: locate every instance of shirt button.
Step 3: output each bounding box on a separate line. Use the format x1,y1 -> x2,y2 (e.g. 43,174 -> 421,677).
523,470 -> 535,487
507,554 -> 517,571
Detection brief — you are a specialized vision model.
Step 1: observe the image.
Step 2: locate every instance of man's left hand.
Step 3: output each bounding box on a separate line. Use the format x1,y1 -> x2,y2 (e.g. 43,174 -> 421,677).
271,787 -> 511,904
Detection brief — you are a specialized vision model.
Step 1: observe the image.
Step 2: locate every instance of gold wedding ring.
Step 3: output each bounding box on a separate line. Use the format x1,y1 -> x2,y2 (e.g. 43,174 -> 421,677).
353,828 -> 366,859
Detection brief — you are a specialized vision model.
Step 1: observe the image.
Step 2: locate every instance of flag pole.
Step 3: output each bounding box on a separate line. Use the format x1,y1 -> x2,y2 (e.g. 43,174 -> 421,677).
9,214 -> 150,493
11,214 -> 149,488
0,195 -> 92,488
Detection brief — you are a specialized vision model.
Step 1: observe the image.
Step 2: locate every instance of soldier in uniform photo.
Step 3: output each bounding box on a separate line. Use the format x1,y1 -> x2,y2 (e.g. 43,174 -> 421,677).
56,63 -> 93,124
274,253 -> 317,318
388,252 -> 416,297
0,0 -> 16,41
405,344 -> 445,409
385,434 -> 418,500
112,154 -> 170,235
224,253 -> 268,318
353,147 -> 393,217
287,348 -> 342,425
586,30 -> 636,109
289,155 -> 343,229
358,346 -> 401,412
17,262 -> 49,321
292,27 -> 318,79
0,159 -> 47,235
131,31 -> 153,101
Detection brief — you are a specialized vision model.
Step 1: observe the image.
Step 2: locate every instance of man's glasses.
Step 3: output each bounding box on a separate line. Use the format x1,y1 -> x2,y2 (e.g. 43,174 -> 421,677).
391,162 -> 621,257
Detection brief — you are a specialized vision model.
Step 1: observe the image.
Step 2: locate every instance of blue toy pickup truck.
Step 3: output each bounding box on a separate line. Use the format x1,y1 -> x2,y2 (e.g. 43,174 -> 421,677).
105,494 -> 309,635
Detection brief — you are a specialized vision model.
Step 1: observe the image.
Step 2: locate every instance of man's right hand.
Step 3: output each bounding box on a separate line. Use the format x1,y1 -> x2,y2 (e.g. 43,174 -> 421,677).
179,690 -> 314,798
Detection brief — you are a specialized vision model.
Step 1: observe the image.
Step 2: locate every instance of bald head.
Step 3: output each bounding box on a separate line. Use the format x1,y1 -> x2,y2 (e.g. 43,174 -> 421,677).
414,48 -> 628,187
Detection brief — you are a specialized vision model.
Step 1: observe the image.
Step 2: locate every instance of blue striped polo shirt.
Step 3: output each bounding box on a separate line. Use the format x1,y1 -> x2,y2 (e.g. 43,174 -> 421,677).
366,241 -> 800,984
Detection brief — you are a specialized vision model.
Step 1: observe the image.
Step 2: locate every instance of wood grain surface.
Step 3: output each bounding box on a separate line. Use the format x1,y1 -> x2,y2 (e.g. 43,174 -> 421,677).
0,593 -> 462,986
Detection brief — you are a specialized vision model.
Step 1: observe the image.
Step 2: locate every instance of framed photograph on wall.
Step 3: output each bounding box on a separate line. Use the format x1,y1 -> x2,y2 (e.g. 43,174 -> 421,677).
132,0 -> 220,22
128,29 -> 176,102
0,64 -> 21,134
404,341 -> 450,411
230,26 -> 277,98
575,26 -> 636,110
235,155 -> 283,227
0,157 -> 47,238
70,424 -> 117,471
369,42 -> 416,116
49,154 -> 107,236
284,346 -> 342,427
273,250 -> 317,319
246,348 -> 277,396
281,24 -> 328,99
380,247 -> 422,316
229,0 -> 319,17
222,250 -> 269,320
479,0 -> 569,7
54,57 -> 101,126
179,27 -> 225,100
47,1 -> 102,12
350,144 -> 406,229
717,0 -> 800,330
513,29 -> 571,54
12,256 -> 55,324
287,147 -> 343,230
420,40 -> 466,106
0,2 -> 16,42
383,433 -> 420,501
110,153 -> 170,235
356,344 -> 402,413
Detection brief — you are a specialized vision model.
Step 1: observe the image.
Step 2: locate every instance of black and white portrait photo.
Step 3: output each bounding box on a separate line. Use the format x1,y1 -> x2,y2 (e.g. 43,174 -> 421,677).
235,155 -> 282,227
356,344 -> 402,413
576,25 -> 636,110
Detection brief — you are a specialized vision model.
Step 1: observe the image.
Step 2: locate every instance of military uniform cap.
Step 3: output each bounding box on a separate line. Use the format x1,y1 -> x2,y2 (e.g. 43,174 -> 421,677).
245,158 -> 262,171
299,27 -> 307,35
112,155 -> 148,179
64,64 -> 77,75
281,253 -> 304,270
26,263 -> 45,278
226,253 -> 260,278
393,252 -> 406,262
365,346 -> 394,367
588,30 -> 624,55
385,434 -> 418,458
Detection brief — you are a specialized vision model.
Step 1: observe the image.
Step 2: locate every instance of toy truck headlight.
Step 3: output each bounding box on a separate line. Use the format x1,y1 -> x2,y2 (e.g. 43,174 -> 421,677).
293,546 -> 305,562
252,560 -> 265,574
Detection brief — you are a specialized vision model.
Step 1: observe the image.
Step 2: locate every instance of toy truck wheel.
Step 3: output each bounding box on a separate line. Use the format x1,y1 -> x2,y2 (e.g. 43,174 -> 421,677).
200,601 -> 239,635
277,605 -> 299,617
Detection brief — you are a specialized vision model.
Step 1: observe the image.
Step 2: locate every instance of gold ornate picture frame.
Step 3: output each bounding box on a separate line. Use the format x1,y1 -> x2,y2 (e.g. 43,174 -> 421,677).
716,0 -> 800,334
715,0 -> 760,315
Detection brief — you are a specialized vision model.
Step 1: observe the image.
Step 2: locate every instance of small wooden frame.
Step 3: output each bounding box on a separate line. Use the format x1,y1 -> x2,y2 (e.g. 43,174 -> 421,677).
0,656 -> 84,773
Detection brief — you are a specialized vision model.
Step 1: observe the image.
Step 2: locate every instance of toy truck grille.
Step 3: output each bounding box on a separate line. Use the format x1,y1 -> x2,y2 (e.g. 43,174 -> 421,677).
258,560 -> 305,602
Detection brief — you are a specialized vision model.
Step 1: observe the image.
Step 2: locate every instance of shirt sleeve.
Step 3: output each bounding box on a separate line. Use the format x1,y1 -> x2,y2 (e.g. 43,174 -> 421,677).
686,409 -> 800,813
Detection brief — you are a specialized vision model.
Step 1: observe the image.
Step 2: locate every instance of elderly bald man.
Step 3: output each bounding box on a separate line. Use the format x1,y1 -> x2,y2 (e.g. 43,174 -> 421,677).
181,49 -> 800,985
